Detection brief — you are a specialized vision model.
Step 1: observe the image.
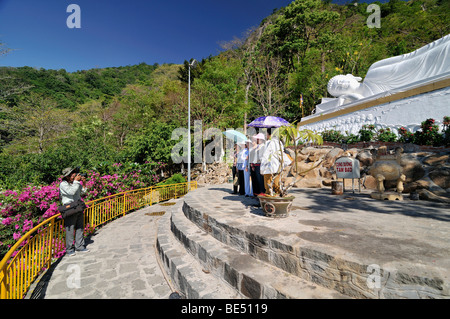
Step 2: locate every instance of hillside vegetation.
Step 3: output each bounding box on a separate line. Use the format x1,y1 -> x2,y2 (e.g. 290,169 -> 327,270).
0,0 -> 448,188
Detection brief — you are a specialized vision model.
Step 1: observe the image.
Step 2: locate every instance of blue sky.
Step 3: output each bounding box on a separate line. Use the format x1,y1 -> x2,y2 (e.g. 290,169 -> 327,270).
0,0 -> 388,72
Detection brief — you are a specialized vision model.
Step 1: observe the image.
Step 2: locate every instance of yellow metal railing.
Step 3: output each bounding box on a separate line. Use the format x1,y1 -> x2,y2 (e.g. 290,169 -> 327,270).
0,181 -> 197,299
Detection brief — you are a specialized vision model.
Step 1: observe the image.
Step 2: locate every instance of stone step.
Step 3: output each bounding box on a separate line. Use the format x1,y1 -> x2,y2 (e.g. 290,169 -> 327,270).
180,186 -> 450,299
181,196 -> 363,298
169,201 -> 348,299
156,204 -> 243,299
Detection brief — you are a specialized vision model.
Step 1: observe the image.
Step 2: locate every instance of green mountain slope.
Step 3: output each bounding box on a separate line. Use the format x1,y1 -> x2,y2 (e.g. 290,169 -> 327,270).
0,0 -> 448,188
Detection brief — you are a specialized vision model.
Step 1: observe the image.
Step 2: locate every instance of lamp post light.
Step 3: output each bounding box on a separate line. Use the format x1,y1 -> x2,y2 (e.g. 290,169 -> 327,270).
188,59 -> 197,189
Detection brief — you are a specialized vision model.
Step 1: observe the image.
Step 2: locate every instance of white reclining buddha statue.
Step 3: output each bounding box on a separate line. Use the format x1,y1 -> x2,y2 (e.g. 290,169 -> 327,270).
319,34 -> 450,110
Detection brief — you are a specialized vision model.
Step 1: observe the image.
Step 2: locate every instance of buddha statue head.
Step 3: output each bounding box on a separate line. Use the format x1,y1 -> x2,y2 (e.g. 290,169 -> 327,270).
327,74 -> 363,97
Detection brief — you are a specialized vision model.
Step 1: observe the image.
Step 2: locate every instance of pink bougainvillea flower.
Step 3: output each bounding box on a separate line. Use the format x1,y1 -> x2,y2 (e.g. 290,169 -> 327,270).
39,201 -> 49,211
1,217 -> 12,226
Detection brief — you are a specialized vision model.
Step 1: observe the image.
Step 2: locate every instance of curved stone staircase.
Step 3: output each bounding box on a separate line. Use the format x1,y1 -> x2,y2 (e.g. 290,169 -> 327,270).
156,186 -> 449,299
156,198 -> 350,298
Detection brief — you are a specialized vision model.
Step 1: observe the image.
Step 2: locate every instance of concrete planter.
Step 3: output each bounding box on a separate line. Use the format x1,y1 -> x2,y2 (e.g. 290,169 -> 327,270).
257,195 -> 295,218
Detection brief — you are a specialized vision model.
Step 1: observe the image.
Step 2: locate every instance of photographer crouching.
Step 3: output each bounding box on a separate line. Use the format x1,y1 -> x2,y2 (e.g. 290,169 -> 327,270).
59,167 -> 89,256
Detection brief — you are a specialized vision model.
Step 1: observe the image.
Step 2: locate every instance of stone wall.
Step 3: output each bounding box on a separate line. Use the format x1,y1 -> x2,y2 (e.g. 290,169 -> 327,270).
192,162 -> 232,185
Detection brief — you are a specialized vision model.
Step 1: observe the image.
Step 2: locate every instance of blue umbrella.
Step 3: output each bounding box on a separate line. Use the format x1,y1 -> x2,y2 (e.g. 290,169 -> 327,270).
223,130 -> 250,143
247,116 -> 289,128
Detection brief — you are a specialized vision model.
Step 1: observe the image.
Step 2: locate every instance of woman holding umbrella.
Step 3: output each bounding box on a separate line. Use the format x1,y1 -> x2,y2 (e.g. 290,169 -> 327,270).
223,129 -> 248,195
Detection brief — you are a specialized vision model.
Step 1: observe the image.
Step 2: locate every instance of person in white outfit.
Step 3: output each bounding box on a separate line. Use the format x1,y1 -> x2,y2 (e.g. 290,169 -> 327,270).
236,141 -> 253,197
243,141 -> 253,197
260,129 -> 286,196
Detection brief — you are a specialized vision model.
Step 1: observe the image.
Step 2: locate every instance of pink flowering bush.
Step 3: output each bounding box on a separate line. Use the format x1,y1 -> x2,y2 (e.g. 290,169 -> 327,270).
0,161 -> 166,260
0,183 -> 61,260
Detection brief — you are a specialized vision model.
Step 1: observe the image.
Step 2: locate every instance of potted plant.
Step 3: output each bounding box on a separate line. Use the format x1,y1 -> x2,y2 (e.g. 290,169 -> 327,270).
258,125 -> 323,217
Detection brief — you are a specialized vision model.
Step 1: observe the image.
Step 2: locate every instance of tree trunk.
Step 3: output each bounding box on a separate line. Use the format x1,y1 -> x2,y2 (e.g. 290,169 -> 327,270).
38,126 -> 44,153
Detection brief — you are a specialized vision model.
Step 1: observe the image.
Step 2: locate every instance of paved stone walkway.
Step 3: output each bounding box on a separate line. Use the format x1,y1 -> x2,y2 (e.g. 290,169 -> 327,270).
29,200 -> 178,299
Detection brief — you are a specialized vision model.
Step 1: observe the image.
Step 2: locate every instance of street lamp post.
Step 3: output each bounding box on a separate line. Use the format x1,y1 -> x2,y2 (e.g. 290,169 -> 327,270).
188,59 -> 197,189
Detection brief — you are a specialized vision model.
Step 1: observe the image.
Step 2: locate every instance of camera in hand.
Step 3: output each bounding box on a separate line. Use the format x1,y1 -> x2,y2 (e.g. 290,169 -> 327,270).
75,166 -> 87,178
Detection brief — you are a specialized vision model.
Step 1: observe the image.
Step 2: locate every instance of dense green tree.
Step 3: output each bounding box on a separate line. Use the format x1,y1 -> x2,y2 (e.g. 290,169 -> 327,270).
122,121 -> 180,164
192,55 -> 248,129
0,63 -> 157,109
263,0 -> 340,71
1,93 -> 73,154
177,58 -> 209,84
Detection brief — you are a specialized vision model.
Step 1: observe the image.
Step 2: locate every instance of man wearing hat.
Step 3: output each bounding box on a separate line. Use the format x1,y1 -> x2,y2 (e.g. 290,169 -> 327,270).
60,167 -> 89,256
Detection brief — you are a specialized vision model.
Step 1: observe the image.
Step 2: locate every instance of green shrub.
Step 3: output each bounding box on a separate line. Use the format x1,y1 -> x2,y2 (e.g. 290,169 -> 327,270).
342,132 -> 360,144
359,124 -> 376,142
413,118 -> 443,146
157,173 -> 186,186
398,127 -> 414,143
376,128 -> 397,142
321,129 -> 345,143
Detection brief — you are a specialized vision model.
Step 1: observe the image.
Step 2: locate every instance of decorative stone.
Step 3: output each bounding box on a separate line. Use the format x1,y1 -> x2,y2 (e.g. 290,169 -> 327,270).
363,175 -> 377,190
356,150 -> 374,167
319,167 -> 333,179
404,179 -> 430,193
368,146 -> 405,200
429,168 -> 450,189
370,191 -> 403,200
417,188 -> 450,204
400,155 -> 425,182
322,148 -> 345,168
307,149 -> 330,162
423,154 -> 449,166
290,161 -> 319,176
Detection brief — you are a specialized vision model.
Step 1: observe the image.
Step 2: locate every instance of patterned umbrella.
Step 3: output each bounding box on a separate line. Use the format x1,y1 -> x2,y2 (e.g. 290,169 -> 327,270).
247,116 -> 289,128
